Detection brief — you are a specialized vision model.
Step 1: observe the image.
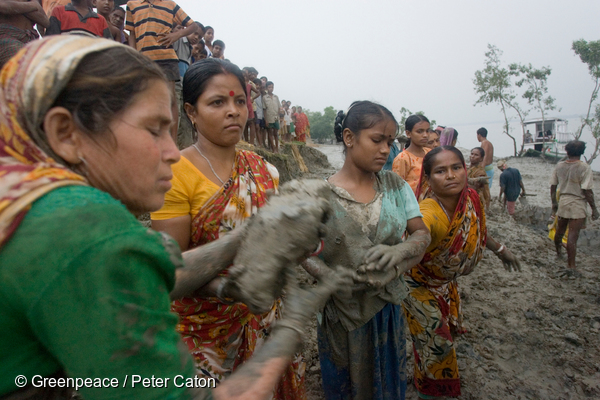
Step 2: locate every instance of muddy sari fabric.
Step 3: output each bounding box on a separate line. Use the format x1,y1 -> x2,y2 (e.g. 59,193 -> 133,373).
0,36 -> 122,249
467,165 -> 490,208
171,149 -> 306,399
317,171 -> 422,400
404,184 -> 486,398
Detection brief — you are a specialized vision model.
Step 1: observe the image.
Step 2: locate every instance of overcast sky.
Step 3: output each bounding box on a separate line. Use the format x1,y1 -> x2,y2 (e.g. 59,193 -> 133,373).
175,0 -> 600,167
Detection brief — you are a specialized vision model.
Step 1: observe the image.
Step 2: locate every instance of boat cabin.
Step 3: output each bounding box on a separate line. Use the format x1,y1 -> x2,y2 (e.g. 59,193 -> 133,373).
522,117 -> 573,157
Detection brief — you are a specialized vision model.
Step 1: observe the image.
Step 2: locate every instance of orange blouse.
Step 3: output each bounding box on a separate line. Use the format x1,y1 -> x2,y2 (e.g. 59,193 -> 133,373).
392,148 -> 430,195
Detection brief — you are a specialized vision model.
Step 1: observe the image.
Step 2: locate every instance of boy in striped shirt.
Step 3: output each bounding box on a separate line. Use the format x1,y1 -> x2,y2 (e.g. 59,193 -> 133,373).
125,0 -> 198,142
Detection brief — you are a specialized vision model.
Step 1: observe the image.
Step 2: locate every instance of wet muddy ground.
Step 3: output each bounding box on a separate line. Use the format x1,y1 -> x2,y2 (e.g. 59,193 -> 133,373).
301,145 -> 600,399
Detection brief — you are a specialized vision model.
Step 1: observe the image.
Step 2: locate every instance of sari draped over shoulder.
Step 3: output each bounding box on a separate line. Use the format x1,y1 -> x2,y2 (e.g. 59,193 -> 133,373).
171,149 -> 305,399
0,37 -> 122,249
404,178 -> 487,398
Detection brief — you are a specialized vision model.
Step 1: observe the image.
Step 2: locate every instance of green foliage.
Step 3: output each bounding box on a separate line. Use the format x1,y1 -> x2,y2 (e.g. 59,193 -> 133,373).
472,44 -> 519,155
572,39 -> 600,158
306,106 -> 337,141
398,107 -> 436,132
510,63 -> 558,119
473,45 -> 515,108
572,39 -> 600,78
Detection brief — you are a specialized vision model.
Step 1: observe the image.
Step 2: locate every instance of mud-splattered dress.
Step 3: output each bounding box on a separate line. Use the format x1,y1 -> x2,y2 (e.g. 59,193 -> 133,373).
151,149 -> 306,400
403,187 -> 486,398
317,171 -> 422,400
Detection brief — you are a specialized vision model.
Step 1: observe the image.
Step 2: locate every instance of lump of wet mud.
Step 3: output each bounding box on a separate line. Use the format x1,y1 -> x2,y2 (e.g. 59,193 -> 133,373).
224,179 -> 332,314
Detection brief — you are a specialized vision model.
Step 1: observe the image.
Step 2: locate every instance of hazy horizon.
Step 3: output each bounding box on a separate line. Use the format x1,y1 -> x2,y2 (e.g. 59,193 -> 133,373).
174,0 -> 600,169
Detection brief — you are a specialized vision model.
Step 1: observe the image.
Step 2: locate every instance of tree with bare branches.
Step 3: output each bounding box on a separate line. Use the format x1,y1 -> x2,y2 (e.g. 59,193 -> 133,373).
473,45 -> 519,156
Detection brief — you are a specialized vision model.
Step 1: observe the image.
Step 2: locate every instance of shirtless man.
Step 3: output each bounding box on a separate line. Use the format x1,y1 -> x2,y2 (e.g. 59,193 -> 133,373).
477,127 -> 495,188
0,0 -> 49,67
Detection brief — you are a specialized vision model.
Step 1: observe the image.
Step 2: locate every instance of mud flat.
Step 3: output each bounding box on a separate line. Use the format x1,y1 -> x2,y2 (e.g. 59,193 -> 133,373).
300,146 -> 600,399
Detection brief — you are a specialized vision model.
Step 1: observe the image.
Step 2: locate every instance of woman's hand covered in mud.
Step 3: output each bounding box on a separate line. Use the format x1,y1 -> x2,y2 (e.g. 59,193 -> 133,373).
363,244 -> 412,272
283,266 -> 354,327
354,244 -> 411,288
498,248 -> 521,272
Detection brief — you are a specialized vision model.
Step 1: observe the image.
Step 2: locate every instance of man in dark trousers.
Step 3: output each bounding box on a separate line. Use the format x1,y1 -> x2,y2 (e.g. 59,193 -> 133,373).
551,140 -> 599,270
497,160 -> 525,216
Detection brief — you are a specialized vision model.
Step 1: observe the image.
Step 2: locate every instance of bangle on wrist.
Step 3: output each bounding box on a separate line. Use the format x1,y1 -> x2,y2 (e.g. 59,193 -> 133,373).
494,244 -> 506,256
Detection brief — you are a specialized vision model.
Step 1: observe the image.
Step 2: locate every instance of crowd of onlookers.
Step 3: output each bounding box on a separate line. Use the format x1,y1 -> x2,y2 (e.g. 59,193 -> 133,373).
0,0 -> 309,153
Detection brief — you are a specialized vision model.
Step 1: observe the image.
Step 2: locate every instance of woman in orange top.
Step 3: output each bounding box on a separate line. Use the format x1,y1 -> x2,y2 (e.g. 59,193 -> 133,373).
392,114 -> 431,195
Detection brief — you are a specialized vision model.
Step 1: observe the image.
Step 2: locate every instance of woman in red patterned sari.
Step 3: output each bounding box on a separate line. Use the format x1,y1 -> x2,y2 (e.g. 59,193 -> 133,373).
151,58 -> 305,399
293,106 -> 309,143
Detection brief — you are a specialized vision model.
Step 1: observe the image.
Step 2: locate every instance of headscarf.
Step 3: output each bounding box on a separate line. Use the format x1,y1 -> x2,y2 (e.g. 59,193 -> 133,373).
439,127 -> 455,146
0,36 -> 122,248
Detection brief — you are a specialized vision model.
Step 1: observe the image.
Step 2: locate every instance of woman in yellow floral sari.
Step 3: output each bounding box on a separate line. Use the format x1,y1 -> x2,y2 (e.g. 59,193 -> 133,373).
151,58 -> 305,399
403,146 -> 521,399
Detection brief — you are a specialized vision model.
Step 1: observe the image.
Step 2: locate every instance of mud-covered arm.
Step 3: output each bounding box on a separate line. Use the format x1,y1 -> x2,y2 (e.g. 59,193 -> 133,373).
583,189 -> 599,220
486,234 -> 521,272
355,217 -> 430,288
301,256 -> 329,279
210,267 -> 352,400
498,184 -> 505,201
468,176 -> 489,188
170,228 -> 245,300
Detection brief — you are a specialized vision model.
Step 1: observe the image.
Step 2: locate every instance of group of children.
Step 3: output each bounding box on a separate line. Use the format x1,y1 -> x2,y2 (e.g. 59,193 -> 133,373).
237,69 -> 310,154
0,0 -> 310,155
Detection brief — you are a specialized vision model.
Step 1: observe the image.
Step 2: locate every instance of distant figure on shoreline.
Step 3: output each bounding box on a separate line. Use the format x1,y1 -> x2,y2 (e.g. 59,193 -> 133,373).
497,160 -> 526,216
477,127 -> 495,188
550,140 -> 599,271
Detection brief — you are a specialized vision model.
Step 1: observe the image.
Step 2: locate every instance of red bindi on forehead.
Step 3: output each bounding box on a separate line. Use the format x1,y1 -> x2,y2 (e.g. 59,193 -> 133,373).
229,91 -> 234,96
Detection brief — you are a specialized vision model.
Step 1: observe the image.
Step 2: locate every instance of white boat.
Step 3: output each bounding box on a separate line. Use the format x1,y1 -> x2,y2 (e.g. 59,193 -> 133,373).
521,117 -> 573,160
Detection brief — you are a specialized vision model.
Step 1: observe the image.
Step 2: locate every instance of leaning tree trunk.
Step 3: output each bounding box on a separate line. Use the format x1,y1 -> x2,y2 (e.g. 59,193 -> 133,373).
500,100 -> 518,156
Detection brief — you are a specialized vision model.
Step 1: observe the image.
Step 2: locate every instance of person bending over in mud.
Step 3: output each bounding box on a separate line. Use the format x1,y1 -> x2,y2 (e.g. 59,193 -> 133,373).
151,58 -> 306,399
302,100 -> 431,400
0,36 -> 350,400
551,140 -> 599,271
403,146 -> 521,399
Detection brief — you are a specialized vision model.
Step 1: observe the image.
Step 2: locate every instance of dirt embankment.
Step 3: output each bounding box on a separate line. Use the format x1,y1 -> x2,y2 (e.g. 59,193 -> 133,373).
236,141 -> 334,183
